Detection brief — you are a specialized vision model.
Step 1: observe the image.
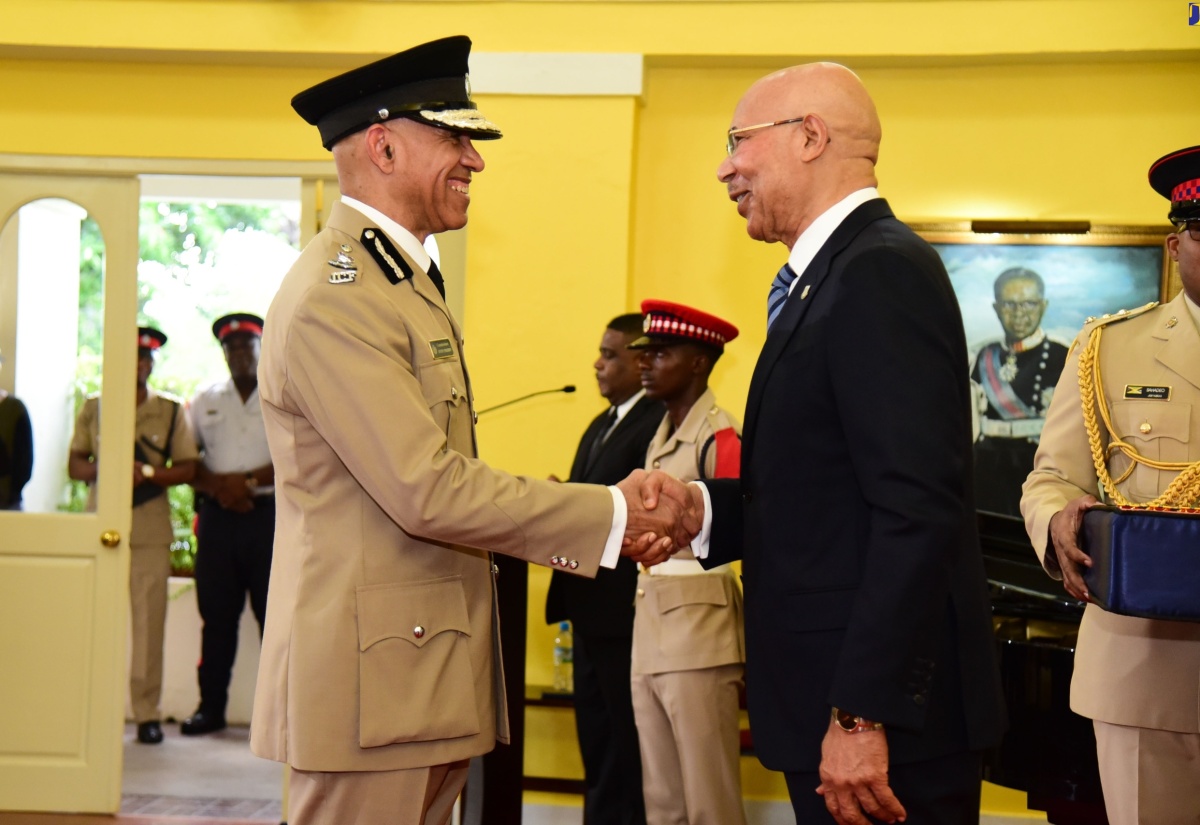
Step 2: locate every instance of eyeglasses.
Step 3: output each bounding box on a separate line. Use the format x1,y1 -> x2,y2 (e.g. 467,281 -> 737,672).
995,300 -> 1044,312
1173,220 -> 1200,242
726,115 -> 810,156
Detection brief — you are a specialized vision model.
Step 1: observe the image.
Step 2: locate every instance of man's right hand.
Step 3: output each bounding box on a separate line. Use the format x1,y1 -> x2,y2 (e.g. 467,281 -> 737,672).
212,473 -> 254,513
1048,494 -> 1100,601
615,470 -> 703,565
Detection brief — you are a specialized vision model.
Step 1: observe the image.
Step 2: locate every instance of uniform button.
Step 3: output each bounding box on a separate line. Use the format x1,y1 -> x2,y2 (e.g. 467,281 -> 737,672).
913,694 -> 926,706
1140,422 -> 1152,434
413,625 -> 425,639
551,555 -> 561,565
653,460 -> 661,469
451,387 -> 459,399
559,557 -> 570,567
568,560 -> 578,569
637,588 -> 645,596
473,411 -> 479,425
492,564 -> 500,575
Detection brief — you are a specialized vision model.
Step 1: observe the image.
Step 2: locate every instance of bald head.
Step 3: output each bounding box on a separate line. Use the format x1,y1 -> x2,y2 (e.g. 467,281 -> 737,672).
718,62 -> 882,247
751,63 -> 881,165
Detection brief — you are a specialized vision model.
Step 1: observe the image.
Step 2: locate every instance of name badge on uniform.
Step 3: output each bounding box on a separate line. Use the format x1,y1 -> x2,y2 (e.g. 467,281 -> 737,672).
1125,385 -> 1171,400
429,339 -> 455,359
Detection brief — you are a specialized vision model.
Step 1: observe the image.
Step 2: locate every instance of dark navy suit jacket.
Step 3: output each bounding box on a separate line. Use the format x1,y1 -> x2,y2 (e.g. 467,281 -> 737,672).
703,199 -> 1006,772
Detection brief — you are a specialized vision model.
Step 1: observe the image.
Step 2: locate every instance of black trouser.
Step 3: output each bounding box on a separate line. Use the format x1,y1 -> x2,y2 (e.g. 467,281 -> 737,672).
194,496 -> 274,716
573,632 -> 646,825
785,750 -> 983,825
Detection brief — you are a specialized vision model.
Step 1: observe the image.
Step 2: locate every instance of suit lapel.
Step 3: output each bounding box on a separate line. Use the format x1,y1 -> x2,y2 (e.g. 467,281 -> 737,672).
1153,292 -> 1200,392
742,199 -> 895,457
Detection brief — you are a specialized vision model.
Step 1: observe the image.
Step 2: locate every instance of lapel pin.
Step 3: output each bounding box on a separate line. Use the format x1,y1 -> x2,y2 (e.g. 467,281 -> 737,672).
800,284 -> 811,300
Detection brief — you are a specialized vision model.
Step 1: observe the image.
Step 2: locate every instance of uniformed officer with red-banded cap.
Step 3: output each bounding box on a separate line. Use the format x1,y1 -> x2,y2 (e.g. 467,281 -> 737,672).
627,299 -> 749,825
69,325 -> 198,745
1022,145 -> 1200,823
184,312 -> 274,737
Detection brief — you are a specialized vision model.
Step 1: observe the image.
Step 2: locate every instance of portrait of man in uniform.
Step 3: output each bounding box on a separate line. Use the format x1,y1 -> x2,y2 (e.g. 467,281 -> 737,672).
969,267 -> 1068,516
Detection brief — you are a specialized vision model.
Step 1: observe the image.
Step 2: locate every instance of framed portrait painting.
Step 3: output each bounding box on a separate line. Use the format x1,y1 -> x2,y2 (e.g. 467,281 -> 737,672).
915,222 -> 1171,518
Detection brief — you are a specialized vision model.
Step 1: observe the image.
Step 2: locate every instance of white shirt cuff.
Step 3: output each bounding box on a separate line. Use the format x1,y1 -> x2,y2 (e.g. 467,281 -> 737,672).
601,486 -> 627,569
690,481 -> 713,559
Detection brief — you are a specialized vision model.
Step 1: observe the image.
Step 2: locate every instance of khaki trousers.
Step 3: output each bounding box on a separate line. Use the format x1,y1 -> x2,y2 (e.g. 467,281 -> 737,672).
129,538 -> 171,723
289,761 -> 469,825
631,663 -> 746,825
1094,720 -> 1200,825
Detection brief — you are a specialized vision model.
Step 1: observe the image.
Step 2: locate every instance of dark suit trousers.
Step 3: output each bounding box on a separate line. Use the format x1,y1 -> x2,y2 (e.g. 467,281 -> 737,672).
784,750 -> 982,825
574,631 -> 646,825
194,497 -> 274,714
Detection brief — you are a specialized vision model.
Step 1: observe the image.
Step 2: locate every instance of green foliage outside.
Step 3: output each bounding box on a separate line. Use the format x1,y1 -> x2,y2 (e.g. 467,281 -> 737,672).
62,200 -> 300,574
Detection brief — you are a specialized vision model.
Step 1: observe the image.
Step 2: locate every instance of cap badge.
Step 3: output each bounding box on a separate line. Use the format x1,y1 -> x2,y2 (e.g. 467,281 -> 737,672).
643,316 -> 652,332
465,73 -> 472,98
328,249 -> 358,284
377,108 -> 389,121
1167,316 -> 1179,329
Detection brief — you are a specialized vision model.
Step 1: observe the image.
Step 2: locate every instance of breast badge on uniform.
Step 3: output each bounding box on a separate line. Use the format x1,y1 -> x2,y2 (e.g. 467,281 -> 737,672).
328,243 -> 358,284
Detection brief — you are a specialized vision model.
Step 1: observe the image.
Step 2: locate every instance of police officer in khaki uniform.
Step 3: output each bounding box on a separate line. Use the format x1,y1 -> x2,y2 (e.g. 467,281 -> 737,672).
627,301 -> 746,825
68,326 -> 198,744
250,36 -> 693,825
1021,144 -> 1200,824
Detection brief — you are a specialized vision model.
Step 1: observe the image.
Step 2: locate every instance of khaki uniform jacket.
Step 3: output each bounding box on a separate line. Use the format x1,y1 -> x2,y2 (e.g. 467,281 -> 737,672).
249,202 -> 613,772
71,389 -> 197,545
633,389 -> 744,675
1022,291 -> 1200,733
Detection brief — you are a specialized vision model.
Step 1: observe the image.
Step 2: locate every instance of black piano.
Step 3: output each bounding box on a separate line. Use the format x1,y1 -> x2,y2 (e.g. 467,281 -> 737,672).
979,511 -> 1109,825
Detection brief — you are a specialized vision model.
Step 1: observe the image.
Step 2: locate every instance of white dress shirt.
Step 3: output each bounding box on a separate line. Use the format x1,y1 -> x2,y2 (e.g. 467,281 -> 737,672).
190,379 -> 273,492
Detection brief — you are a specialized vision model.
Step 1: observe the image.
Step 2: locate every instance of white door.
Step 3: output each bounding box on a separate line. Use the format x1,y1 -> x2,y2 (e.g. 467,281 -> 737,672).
0,173 -> 139,812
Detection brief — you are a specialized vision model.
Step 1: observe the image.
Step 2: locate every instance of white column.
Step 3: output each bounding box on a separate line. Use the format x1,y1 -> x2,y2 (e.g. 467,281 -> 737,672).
14,198 -> 86,513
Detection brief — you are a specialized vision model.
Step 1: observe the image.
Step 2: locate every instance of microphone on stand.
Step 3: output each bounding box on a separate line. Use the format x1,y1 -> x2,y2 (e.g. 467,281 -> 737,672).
477,385 -> 576,416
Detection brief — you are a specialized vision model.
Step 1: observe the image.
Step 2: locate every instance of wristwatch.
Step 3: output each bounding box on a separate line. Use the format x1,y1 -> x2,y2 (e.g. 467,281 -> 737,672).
832,707 -> 884,733
140,464 -> 156,479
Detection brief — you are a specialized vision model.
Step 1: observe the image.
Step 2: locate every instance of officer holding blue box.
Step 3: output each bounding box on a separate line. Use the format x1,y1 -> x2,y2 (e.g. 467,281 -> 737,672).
1022,145 -> 1200,824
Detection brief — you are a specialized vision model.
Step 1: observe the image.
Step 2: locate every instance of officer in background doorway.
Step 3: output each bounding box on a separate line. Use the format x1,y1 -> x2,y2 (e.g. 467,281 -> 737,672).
184,313 -> 274,735
69,326 -> 198,744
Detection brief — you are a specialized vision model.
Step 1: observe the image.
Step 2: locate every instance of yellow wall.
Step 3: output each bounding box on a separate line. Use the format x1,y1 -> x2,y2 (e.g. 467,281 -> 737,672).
2,0 -> 1199,816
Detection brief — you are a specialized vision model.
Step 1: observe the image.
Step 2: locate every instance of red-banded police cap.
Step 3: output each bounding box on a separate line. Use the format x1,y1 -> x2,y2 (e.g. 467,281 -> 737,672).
1149,145 -> 1200,223
212,313 -> 264,342
628,300 -> 739,351
137,326 -> 167,351
291,35 -> 502,150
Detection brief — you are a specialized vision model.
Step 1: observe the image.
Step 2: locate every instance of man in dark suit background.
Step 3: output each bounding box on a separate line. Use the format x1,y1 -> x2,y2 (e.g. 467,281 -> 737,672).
546,313 -> 662,825
641,63 -> 1005,825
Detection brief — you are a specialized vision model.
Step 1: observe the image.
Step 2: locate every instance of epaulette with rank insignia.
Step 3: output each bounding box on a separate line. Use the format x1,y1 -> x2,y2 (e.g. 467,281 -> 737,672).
1083,301 -> 1159,329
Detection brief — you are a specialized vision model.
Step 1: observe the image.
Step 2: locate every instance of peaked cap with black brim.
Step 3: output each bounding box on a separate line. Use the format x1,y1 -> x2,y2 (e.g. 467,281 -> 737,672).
291,35 -> 502,150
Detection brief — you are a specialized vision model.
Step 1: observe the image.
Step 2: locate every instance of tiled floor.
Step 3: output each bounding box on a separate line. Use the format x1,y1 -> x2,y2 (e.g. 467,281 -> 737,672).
0,723 -> 1042,825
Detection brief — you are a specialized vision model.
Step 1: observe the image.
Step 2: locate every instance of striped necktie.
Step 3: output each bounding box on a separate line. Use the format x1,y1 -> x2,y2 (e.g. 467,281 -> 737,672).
767,263 -> 798,331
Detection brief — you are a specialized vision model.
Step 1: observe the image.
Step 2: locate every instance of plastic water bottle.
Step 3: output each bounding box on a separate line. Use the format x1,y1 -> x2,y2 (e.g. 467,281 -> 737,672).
552,620 -> 574,693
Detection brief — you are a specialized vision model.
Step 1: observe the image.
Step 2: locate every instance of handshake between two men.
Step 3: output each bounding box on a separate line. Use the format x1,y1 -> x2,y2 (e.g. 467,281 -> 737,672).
615,469 -> 706,566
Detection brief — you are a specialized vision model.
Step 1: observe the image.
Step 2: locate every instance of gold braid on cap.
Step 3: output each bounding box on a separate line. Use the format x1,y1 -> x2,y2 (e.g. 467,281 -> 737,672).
1079,309 -> 1200,509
